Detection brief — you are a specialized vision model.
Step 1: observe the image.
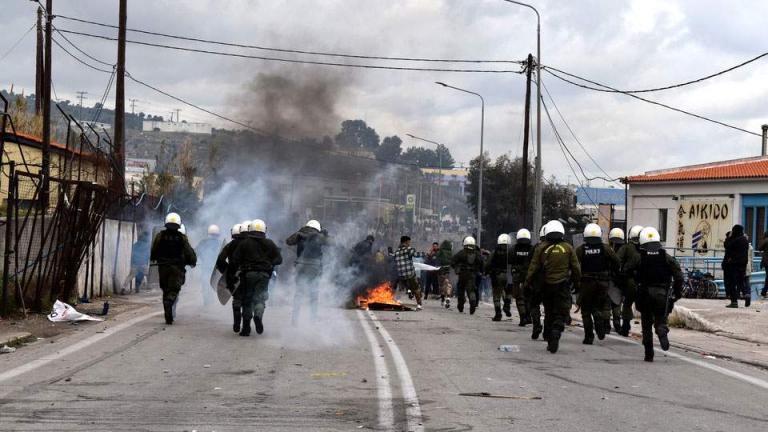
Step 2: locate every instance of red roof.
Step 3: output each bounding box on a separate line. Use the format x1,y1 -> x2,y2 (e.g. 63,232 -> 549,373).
624,156 -> 768,183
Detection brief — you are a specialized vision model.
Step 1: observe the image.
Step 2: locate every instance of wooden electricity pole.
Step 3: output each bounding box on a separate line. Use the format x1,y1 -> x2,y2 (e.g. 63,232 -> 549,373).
41,0 -> 53,204
112,0 -> 127,191
35,6 -> 44,115
520,54 -> 533,228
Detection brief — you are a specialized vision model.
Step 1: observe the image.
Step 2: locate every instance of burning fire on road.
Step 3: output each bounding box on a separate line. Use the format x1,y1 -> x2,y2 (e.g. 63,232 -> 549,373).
356,282 -> 413,311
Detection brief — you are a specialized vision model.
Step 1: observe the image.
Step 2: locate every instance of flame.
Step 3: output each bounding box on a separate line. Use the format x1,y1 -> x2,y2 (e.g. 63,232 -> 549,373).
357,281 -> 401,309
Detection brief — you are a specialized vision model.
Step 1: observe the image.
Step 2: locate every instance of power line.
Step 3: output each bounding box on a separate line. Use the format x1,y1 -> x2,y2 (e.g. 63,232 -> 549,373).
544,67 -> 762,137
541,80 -> 615,181
0,22 -> 36,63
56,13 -> 521,65
53,25 -> 114,66
546,52 -> 768,94
52,36 -> 113,73
57,28 -> 524,74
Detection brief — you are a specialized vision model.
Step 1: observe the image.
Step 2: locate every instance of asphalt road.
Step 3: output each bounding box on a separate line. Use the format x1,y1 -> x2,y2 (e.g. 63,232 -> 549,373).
1,292 -> 767,431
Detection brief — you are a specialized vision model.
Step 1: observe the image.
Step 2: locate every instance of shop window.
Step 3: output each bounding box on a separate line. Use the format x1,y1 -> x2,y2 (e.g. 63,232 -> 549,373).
658,209 -> 668,242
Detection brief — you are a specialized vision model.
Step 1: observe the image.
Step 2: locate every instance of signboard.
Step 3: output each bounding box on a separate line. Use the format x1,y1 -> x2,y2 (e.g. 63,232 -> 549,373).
676,199 -> 732,254
405,194 -> 416,210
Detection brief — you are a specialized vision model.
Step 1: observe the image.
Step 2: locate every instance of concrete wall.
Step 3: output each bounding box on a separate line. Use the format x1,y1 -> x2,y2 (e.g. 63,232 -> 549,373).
141,121 -> 212,135
76,219 -> 135,298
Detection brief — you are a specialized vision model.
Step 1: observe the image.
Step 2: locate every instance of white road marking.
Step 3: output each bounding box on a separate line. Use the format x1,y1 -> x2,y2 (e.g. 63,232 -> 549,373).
0,310 -> 161,383
356,310 -> 394,431
368,310 -> 424,432
573,325 -> 768,391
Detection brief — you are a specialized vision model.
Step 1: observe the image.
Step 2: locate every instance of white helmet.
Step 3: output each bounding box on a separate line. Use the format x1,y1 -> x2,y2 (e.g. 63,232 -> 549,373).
179,224 -> 187,235
497,233 -> 511,245
639,227 -> 662,251
539,224 -> 547,239
628,225 -> 644,242
165,212 -> 181,226
516,228 -> 532,244
463,236 -> 476,247
207,224 -> 220,236
306,219 -> 321,232
231,224 -> 242,236
609,227 -> 625,244
583,223 -> 602,244
248,219 -> 267,233
547,220 -> 565,235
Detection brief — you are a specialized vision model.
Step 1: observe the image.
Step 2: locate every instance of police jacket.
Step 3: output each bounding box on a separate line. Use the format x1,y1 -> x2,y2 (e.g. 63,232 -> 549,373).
637,248 -> 683,297
216,236 -> 243,285
511,243 -> 534,280
526,239 -> 581,287
575,242 -> 620,280
451,246 -> 483,276
150,228 -> 197,270
485,245 -> 510,276
232,232 -> 283,274
286,226 -> 327,265
617,242 -> 642,280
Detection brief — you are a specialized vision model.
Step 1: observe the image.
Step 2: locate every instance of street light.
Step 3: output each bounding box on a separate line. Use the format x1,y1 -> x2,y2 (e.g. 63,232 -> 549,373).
406,133 -> 445,234
435,81 -> 485,247
501,0 -> 542,235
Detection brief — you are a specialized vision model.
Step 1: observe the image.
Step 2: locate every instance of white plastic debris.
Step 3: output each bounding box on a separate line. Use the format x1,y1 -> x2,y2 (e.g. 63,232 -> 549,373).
498,345 -> 520,352
203,364 -> 211,368
0,345 -> 17,354
414,262 -> 441,272
47,300 -> 103,322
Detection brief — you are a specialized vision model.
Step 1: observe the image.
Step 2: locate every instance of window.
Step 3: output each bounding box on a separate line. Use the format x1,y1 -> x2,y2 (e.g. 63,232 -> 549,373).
658,209 -> 668,242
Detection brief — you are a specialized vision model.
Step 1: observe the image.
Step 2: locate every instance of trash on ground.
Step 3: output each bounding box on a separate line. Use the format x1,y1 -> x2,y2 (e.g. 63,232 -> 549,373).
48,300 -> 103,322
311,371 -> 347,378
459,392 -> 542,400
203,364 -> 211,368
704,355 -> 717,359
498,344 -> 520,352
0,345 -> 17,354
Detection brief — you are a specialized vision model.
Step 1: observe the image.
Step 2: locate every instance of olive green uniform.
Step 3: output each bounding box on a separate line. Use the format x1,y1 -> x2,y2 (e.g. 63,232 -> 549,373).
606,242 -> 624,334
636,248 -> 683,361
526,242 -> 546,338
452,246 -> 483,314
216,235 -> 244,332
575,242 -> 620,343
150,228 -> 197,324
617,241 -> 642,336
286,226 -> 328,323
526,239 -> 581,352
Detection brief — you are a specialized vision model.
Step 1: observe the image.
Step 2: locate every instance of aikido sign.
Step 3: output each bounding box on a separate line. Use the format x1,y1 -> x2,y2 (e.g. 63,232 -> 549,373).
675,200 -> 731,254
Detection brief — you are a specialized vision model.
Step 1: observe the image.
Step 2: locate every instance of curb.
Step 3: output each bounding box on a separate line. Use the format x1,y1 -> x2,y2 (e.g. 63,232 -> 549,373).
2,332 -> 35,348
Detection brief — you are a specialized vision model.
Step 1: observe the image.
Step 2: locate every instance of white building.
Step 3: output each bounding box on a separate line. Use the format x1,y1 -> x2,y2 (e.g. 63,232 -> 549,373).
142,120 -> 212,135
624,155 -> 768,254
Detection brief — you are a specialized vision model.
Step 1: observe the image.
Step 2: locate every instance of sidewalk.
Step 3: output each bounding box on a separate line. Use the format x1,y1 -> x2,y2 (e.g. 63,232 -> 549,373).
674,298 -> 768,345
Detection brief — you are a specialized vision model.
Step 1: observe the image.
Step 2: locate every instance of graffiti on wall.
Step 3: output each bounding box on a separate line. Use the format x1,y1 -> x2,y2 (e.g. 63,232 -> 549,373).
676,200 -> 731,254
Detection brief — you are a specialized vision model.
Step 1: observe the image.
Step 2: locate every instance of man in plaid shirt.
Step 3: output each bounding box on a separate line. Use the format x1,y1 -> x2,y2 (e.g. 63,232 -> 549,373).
392,236 -> 425,310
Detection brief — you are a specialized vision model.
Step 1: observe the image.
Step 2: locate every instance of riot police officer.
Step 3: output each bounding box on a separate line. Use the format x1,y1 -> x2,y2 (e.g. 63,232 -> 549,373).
511,229 -> 534,326
616,225 -> 643,336
150,213 -> 197,325
486,234 -> 513,322
452,236 -> 483,314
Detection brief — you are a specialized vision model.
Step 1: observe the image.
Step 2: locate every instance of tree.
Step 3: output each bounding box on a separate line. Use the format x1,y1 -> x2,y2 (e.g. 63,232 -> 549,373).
400,146 -> 455,168
466,154 -> 578,248
375,135 -> 403,162
435,144 -> 455,168
334,119 -> 380,150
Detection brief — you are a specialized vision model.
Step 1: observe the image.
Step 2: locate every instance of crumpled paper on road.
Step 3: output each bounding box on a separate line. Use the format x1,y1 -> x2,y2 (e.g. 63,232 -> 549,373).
48,300 -> 103,322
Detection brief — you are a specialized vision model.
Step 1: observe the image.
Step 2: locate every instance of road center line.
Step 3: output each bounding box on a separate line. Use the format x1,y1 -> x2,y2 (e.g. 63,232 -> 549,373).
368,310 -> 424,432
0,310 -> 161,383
356,309 -> 394,431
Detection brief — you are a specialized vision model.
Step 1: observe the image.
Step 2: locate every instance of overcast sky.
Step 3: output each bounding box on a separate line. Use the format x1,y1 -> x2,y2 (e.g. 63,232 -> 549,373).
2,0 -> 766,185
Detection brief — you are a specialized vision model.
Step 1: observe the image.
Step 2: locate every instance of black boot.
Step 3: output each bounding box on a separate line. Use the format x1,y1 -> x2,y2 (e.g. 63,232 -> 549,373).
239,321 -> 251,337
613,318 -> 621,334
233,310 -> 242,333
619,321 -> 630,337
532,324 -> 542,340
502,299 -> 512,317
163,300 -> 174,325
583,334 -> 594,345
457,302 -> 465,313
254,316 -> 264,335
492,306 -> 502,321
744,293 -> 751,308
644,343 -> 654,362
547,332 -> 560,353
658,332 -> 670,351
518,315 -> 529,327
604,319 -> 612,335
595,319 -> 606,340
469,303 -> 477,315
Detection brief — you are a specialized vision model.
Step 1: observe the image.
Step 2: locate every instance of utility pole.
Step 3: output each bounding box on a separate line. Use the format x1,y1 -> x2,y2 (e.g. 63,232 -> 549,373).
34,6 -> 44,115
76,91 -> 88,120
41,0 -> 53,205
762,124 -> 768,156
129,98 -> 137,114
521,54 -> 533,229
112,0 -> 127,191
